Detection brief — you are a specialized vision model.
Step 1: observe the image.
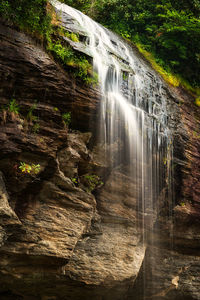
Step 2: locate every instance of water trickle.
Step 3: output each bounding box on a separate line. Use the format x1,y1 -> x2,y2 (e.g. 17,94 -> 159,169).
51,0 -> 174,295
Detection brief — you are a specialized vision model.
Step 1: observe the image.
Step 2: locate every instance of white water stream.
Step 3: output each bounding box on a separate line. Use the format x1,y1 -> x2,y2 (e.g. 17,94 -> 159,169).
51,0 -> 173,294
51,0 -> 173,235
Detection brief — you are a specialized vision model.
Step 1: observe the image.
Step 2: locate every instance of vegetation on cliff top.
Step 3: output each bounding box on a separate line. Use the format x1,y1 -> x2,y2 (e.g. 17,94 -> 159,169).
62,0 -> 200,97
0,0 -> 199,96
0,0 -> 51,36
0,0 -> 97,85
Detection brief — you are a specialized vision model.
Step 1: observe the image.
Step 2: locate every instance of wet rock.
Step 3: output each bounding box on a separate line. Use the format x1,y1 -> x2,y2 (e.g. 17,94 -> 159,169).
129,246 -> 200,300
0,172 -> 21,246
0,22 -> 100,132
0,11 -> 199,300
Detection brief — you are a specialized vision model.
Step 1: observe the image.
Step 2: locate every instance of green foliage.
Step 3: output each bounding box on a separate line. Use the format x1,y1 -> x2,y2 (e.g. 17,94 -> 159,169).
48,37 -> 98,84
19,162 -> 41,175
71,177 -> 78,184
195,96 -> 200,107
27,102 -> 38,123
62,112 -> 71,126
60,0 -> 92,14
26,102 -> 40,133
53,107 -> 59,112
0,0 -> 52,37
47,40 -> 74,63
84,174 -> 103,192
57,27 -> 80,42
1,99 -> 20,122
2,0 -> 198,91
48,34 -> 96,83
70,32 -> 80,42
8,99 -> 20,114
62,0 -> 200,91
0,0 -> 97,85
32,122 -> 40,134
136,43 -> 180,87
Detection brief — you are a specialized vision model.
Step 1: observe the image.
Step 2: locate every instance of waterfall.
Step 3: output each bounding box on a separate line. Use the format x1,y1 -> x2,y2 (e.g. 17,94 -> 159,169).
51,0 -> 173,296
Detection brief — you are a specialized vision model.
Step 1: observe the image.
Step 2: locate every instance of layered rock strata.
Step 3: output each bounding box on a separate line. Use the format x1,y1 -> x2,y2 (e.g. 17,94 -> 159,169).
0,18 -> 200,300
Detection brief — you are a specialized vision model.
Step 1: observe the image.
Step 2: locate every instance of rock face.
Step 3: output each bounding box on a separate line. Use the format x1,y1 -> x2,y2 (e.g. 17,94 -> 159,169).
0,18 -> 200,300
0,172 -> 21,247
0,23 -> 100,133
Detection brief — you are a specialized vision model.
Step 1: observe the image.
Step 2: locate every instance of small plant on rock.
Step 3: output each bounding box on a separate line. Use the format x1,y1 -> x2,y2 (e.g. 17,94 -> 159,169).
31,164 -> 41,174
70,32 -> 79,42
83,174 -> 103,192
8,99 -> 20,121
19,162 -> 41,175
1,99 -> 20,123
32,122 -> 40,134
195,96 -> 200,107
71,177 -> 78,185
26,102 -> 38,124
8,99 -> 20,114
25,102 -> 40,133
62,112 -> 71,128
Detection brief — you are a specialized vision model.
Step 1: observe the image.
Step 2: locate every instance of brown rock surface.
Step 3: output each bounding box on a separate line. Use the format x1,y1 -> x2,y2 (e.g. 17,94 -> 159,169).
0,18 -> 200,300
129,246 -> 200,300
0,22 -> 100,133
0,172 -> 21,246
0,21 -> 145,299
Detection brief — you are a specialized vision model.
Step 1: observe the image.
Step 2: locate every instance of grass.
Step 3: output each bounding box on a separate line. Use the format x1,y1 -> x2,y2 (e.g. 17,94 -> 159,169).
136,43 -> 180,87
136,43 -> 200,102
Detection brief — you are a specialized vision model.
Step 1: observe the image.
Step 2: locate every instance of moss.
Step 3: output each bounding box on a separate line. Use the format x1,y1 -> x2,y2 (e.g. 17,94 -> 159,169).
195,96 -> 200,107
136,43 -> 180,87
47,35 -> 98,85
136,43 -> 200,99
83,174 -> 103,192
56,27 -> 80,42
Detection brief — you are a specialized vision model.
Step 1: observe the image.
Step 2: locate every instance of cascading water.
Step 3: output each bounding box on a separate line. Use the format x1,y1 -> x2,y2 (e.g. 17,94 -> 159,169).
51,0 -> 174,297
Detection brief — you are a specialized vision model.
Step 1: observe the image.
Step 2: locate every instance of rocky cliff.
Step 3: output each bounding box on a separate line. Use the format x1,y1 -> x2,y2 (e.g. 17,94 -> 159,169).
0,17 -> 200,300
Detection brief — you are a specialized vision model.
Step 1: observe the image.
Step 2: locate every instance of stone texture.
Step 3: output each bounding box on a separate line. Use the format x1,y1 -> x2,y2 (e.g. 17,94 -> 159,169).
0,22 -> 100,133
0,172 -> 21,246
64,167 -> 146,288
129,246 -> 200,300
0,21 -> 145,299
0,18 -> 199,300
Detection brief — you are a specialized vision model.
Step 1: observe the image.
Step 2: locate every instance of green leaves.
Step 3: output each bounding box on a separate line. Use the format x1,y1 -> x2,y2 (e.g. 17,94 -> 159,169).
83,174 -> 103,192
19,162 -> 41,175
48,41 -> 74,63
1,0 -> 199,90
8,99 -> 20,114
195,96 -> 200,107
61,0 -> 200,90
62,112 -> 71,126
0,0 -> 52,36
